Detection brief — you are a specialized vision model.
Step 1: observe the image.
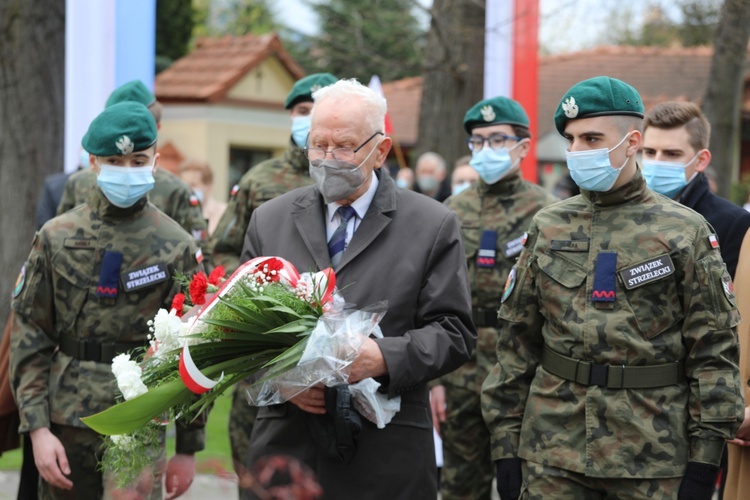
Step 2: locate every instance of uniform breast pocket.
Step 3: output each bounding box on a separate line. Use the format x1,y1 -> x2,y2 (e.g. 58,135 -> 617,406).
537,251 -> 587,324
621,269 -> 684,340
51,249 -> 92,331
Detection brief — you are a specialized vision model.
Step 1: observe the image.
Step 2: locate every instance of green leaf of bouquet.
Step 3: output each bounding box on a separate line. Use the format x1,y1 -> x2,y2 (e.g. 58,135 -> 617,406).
199,318 -> 271,334
265,305 -> 302,318
81,378 -> 189,435
216,300 -> 276,329
265,319 -> 312,334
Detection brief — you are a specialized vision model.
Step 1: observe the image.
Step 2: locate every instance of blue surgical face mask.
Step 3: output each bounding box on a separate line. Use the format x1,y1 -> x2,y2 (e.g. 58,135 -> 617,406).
469,140 -> 525,185
97,163 -> 155,208
642,154 -> 698,198
565,133 -> 631,192
396,178 -> 410,189
292,115 -> 311,148
452,181 -> 472,196
80,150 -> 91,169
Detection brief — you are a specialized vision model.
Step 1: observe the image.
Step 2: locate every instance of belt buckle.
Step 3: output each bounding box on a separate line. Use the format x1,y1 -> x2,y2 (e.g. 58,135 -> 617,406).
589,363 -> 608,387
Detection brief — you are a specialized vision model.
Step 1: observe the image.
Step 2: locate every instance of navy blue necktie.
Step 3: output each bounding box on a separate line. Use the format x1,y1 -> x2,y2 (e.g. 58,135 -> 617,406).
328,206 -> 356,269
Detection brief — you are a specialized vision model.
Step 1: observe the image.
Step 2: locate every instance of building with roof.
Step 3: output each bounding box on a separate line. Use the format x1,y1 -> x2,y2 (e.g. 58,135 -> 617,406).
383,45 -> 750,191
155,33 -> 305,200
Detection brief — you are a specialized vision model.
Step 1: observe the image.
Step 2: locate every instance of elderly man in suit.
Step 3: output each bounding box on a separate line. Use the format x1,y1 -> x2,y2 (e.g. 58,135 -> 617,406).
240,79 -> 475,499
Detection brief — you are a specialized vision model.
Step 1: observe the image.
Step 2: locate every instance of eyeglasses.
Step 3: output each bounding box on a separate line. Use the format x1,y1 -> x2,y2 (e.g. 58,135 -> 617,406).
304,132 -> 384,162
467,133 -> 522,152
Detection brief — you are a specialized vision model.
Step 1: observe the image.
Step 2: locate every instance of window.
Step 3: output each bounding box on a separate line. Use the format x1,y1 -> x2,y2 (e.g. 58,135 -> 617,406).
228,147 -> 272,195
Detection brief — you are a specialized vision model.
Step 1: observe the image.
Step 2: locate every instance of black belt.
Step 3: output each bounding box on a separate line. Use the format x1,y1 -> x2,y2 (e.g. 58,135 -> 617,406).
472,308 -> 498,328
541,344 -> 684,389
59,335 -> 145,363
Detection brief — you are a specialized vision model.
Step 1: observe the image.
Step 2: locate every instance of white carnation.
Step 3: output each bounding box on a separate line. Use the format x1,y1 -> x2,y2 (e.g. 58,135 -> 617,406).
117,370 -> 148,400
111,353 -> 147,400
149,308 -> 184,358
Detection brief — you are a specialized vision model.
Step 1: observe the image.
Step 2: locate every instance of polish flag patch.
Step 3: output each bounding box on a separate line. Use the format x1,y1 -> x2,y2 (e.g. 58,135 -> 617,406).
195,248 -> 204,263
708,235 -> 719,249
231,184 -> 240,197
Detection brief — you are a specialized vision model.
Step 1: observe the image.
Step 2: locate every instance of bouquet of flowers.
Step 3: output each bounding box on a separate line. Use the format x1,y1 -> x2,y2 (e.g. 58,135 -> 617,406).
81,256 -> 396,487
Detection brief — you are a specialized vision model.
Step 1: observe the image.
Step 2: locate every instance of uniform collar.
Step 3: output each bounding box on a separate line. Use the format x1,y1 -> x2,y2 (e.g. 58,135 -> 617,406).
89,187 -> 148,219
581,166 -> 649,208
284,139 -> 309,173
477,168 -> 523,196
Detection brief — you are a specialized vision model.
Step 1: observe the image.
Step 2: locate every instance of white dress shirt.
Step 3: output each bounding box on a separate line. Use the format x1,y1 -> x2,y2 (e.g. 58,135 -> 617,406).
325,174 -> 380,248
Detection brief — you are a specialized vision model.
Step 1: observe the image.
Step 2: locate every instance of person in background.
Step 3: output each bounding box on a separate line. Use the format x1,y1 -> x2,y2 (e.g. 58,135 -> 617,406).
450,155 -> 479,197
57,80 -> 208,246
434,96 -> 557,500
642,101 -> 750,279
35,150 -> 88,230
179,159 -> 226,236
10,102 -> 206,499
415,151 -> 451,201
395,167 -> 414,190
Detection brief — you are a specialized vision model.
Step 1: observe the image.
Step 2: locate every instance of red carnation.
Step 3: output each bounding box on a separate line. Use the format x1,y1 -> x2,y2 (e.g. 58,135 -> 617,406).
171,293 -> 186,316
189,272 -> 208,306
258,258 -> 283,283
208,266 -> 226,286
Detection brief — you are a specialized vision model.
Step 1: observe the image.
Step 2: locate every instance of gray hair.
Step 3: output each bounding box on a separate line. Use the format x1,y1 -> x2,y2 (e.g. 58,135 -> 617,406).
312,78 -> 387,136
416,152 -> 447,173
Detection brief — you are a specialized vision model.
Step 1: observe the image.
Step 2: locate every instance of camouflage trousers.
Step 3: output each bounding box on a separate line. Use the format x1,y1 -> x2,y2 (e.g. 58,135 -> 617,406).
440,379 -> 493,499
39,424 -> 165,500
521,460 -> 682,499
229,378 -> 260,477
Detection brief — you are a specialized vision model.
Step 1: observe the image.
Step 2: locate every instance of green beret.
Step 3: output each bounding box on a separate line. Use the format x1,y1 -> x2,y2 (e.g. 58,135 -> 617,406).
554,76 -> 644,135
106,80 -> 156,108
82,102 -> 157,156
463,96 -> 529,134
284,73 -> 338,109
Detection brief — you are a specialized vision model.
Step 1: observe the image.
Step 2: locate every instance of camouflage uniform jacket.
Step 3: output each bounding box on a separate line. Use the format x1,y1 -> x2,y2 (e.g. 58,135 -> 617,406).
11,188 -> 206,453
57,167 -> 208,244
443,171 -> 558,388
210,142 -> 311,273
482,169 -> 743,478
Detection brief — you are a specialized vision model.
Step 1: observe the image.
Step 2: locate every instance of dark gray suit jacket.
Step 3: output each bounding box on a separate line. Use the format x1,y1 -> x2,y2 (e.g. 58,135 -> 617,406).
240,169 -> 475,499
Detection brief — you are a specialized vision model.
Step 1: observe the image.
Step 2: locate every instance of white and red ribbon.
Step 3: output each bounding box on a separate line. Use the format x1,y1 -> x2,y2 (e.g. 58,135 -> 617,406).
179,342 -> 224,394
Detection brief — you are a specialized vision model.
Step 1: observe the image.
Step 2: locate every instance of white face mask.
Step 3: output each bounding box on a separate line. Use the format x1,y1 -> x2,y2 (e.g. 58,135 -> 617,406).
565,133 -> 631,192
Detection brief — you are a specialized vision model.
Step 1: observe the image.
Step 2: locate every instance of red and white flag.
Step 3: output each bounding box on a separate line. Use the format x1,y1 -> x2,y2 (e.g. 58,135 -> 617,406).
368,75 -> 394,135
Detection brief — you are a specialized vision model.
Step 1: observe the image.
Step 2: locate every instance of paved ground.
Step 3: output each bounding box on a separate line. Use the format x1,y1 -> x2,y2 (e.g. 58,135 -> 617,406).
0,470 -> 239,499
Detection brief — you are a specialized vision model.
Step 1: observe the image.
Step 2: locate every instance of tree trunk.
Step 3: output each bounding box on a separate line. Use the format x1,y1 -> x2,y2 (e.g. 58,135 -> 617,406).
415,0 -> 485,170
0,0 -> 65,327
701,0 -> 750,198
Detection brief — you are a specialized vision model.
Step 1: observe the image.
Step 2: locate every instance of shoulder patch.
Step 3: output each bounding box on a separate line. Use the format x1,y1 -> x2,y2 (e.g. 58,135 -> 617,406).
501,267 -> 517,303
708,234 -> 719,249
722,274 -> 735,301
189,195 -> 200,206
195,248 -> 204,264
231,184 -> 240,197
619,254 -> 674,290
12,265 -> 26,298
